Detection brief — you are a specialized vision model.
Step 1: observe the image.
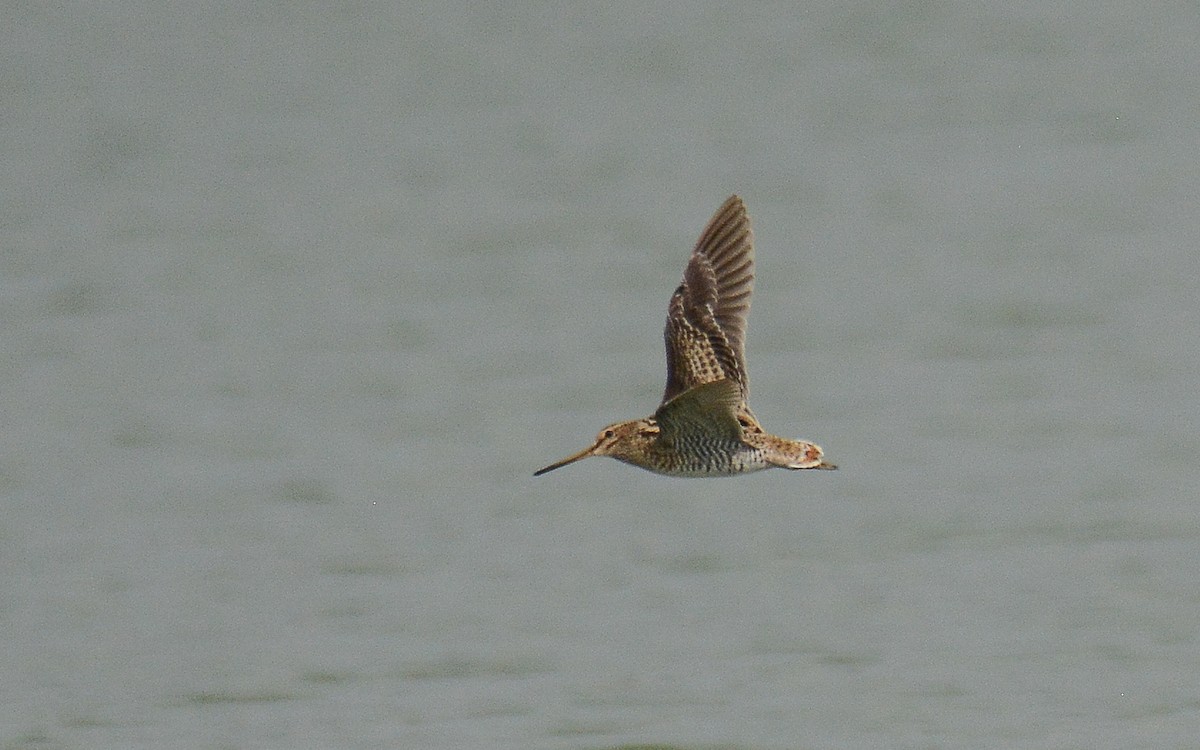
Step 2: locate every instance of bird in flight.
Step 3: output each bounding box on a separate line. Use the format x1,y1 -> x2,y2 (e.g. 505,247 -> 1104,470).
535,195 -> 836,477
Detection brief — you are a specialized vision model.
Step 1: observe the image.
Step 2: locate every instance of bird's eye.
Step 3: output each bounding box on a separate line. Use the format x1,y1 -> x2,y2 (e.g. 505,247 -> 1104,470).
604,429 -> 615,439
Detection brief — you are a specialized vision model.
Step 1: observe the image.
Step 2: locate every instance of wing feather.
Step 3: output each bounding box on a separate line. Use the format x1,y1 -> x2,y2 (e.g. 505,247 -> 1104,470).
662,196 -> 755,407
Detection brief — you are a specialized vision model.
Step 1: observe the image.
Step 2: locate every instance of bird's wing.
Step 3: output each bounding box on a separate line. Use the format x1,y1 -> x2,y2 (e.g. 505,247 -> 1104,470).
661,195 -> 755,406
654,378 -> 743,447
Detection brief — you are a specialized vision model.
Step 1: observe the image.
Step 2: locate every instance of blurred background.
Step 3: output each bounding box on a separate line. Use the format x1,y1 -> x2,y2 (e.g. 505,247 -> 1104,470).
3,3 -> 1198,748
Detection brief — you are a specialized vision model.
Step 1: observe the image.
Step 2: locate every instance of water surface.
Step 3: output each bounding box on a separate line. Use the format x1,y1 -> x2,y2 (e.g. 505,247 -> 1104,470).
3,3 -> 1198,748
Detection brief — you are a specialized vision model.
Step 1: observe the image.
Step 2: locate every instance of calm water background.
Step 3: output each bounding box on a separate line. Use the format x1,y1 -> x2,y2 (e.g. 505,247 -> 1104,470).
3,3 -> 1198,749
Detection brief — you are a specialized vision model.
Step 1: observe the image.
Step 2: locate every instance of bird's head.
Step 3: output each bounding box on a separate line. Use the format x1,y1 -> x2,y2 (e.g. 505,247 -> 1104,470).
534,419 -> 656,476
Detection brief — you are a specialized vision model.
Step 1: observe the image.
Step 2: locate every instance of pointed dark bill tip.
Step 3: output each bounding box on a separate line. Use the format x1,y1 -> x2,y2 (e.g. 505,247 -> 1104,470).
532,462 -> 563,477
533,445 -> 596,476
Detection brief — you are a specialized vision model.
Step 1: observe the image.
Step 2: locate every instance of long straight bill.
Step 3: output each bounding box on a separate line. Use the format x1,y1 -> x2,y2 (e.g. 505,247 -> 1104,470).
533,444 -> 596,476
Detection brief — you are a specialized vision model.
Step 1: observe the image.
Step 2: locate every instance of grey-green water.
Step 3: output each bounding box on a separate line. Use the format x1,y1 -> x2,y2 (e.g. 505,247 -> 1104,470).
3,3 -> 1198,749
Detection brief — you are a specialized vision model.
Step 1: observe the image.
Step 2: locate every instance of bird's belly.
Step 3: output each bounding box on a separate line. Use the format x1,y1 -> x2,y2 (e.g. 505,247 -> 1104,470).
632,442 -> 770,477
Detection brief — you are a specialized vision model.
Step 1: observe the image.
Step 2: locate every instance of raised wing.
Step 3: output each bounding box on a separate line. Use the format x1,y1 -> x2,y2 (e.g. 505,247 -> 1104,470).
661,195 -> 755,405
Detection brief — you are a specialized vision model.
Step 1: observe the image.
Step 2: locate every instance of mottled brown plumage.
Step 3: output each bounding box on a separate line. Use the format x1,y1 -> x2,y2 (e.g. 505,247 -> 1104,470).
535,195 -> 835,478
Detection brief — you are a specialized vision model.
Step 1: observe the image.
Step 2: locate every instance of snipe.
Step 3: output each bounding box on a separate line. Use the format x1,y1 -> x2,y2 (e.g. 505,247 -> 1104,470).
535,195 -> 836,478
